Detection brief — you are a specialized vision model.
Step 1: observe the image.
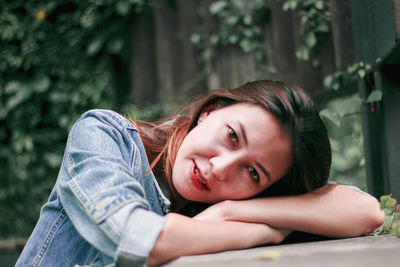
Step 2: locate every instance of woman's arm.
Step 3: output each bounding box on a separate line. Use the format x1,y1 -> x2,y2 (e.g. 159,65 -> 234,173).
194,184 -> 384,238
148,213 -> 290,266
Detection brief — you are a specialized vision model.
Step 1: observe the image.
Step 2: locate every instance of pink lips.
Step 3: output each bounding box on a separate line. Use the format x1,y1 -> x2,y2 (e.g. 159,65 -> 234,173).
191,161 -> 210,191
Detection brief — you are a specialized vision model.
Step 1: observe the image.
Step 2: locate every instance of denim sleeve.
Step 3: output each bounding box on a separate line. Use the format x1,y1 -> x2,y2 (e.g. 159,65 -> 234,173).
327,180 -> 366,193
56,110 -> 166,266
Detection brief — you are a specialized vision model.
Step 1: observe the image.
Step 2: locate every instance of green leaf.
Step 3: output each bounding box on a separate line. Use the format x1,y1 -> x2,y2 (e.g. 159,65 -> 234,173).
383,208 -> 393,216
282,0 -> 298,11
32,75 -> 51,93
336,96 -> 361,117
106,38 -> 124,54
319,108 -> 340,127
190,33 -> 201,44
210,34 -> 219,45
390,222 -> 400,237
243,15 -> 252,25
305,32 -> 317,47
357,69 -> 366,78
380,194 -> 397,209
86,38 -> 104,56
209,1 -> 227,14
315,23 -> 329,33
347,62 -> 359,73
116,0 -> 132,16
365,90 -> 382,103
228,34 -> 239,44
315,0 -> 324,10
4,81 -> 24,94
295,45 -> 309,61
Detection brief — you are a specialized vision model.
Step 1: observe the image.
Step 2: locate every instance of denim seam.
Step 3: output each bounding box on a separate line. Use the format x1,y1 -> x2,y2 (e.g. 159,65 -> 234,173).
32,209 -> 67,267
69,179 -> 89,204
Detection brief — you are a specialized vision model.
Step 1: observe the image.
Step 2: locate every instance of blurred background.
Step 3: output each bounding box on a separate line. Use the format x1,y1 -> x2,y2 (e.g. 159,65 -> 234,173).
2,0 -> 397,252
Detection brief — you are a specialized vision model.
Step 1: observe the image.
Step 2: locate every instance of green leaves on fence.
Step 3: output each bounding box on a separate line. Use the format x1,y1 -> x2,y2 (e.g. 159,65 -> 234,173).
377,195 -> 400,237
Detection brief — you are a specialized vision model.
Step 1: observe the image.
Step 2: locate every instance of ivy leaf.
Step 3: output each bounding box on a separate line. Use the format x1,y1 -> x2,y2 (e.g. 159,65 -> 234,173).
365,90 -> 382,103
314,0 -> 325,10
282,0 -> 298,11
380,194 -> 397,209
336,96 -> 361,117
116,0 -> 132,16
390,222 -> 400,237
87,37 -> 104,56
319,108 -> 340,127
209,1 -> 227,15
358,69 -> 366,78
295,45 -> 309,61
4,81 -> 24,95
32,75 -> 51,93
190,33 -> 201,44
305,32 -> 317,47
106,38 -> 124,54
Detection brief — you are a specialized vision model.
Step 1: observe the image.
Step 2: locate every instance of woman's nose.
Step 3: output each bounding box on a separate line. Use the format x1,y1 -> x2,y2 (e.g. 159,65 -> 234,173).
209,155 -> 236,181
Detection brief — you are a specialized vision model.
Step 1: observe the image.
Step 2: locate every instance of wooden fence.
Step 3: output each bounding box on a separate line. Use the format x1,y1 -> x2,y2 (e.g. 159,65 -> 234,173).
125,0 -> 355,109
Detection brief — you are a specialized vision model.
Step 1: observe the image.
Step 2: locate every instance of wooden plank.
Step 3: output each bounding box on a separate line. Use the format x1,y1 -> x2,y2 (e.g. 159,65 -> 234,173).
153,1 -> 180,106
130,9 -> 158,106
269,0 -> 298,83
374,68 -> 400,199
349,0 -> 396,63
177,0 -> 206,97
330,0 -> 355,69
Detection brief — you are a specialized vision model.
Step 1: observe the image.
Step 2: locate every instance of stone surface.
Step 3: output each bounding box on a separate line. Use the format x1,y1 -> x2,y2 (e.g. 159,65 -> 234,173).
166,235 -> 400,267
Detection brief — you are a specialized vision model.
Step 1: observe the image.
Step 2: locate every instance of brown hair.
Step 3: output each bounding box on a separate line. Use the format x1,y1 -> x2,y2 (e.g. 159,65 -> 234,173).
135,80 -> 331,201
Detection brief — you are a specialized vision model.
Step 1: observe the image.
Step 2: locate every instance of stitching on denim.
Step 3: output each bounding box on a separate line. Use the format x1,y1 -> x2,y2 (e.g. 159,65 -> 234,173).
68,179 -> 89,204
32,209 -> 67,267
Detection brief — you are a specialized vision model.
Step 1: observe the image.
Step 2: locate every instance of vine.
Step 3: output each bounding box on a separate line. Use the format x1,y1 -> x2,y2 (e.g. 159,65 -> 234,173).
323,62 -> 372,91
319,61 -> 382,127
282,0 -> 330,66
191,0 -> 269,62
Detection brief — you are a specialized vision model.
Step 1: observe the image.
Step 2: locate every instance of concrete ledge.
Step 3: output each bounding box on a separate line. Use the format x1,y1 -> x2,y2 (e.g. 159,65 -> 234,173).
166,235 -> 400,267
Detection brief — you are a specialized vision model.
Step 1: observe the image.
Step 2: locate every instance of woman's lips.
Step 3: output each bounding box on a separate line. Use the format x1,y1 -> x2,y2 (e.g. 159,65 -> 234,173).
191,161 -> 210,191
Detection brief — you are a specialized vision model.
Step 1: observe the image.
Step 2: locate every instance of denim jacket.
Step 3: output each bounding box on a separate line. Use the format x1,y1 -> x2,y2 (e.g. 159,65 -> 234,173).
16,109 -> 172,267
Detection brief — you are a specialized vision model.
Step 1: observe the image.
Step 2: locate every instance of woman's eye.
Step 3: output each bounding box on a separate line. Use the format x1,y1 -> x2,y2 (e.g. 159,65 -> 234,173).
248,166 -> 260,183
228,127 -> 238,145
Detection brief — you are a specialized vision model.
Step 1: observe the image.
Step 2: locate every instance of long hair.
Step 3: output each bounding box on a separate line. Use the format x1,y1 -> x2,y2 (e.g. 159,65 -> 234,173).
135,80 -> 332,201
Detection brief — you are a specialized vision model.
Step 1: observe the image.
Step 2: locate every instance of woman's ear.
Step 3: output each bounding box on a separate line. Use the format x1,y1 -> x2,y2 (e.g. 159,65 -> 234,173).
198,103 -> 218,124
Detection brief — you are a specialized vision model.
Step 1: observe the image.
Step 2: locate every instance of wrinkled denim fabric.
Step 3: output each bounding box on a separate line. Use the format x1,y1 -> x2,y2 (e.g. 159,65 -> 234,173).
16,110 -> 172,267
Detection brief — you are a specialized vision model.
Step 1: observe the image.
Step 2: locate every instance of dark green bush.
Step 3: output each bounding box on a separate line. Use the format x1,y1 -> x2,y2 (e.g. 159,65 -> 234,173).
0,0 -> 148,238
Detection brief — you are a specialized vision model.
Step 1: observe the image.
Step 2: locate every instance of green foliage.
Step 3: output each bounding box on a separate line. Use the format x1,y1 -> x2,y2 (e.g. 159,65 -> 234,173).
320,61 -> 382,129
283,0 -> 330,66
323,62 -> 372,91
0,0 -> 150,238
377,195 -> 400,237
322,99 -> 367,191
191,0 -> 269,62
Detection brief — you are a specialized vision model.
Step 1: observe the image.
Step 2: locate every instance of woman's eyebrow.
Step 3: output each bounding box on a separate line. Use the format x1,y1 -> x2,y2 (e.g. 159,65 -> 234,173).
257,162 -> 271,182
239,122 -> 271,182
239,122 -> 248,146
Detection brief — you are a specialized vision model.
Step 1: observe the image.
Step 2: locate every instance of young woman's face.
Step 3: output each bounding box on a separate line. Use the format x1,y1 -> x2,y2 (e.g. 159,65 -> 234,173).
172,103 -> 292,203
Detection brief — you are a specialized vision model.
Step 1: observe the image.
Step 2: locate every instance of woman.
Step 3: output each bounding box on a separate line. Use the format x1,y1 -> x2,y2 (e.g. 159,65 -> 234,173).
16,80 -> 384,267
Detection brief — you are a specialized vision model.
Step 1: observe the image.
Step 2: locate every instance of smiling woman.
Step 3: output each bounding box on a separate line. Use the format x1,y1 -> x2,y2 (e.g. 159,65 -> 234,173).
15,80 -> 384,267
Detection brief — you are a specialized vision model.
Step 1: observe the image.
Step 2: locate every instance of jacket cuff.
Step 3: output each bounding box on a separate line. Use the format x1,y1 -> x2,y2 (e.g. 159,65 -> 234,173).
116,208 -> 166,266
